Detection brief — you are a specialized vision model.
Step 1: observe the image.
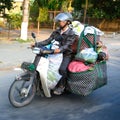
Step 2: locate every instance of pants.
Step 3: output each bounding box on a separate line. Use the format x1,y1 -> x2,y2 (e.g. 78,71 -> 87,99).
57,56 -> 72,87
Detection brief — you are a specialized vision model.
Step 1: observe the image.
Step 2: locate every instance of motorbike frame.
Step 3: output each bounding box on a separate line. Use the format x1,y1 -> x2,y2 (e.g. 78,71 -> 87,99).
15,53 -> 46,95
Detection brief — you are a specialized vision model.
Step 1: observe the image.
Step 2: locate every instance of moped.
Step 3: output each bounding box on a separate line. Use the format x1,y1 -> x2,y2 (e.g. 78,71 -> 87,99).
8,29 -> 107,108
8,33 -> 63,108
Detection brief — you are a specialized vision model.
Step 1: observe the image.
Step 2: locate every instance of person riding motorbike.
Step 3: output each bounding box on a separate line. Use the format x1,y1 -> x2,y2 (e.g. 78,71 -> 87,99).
32,12 -> 77,95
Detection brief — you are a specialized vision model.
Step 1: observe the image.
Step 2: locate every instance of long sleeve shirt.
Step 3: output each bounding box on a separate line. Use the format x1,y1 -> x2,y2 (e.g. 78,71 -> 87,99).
38,28 -> 76,57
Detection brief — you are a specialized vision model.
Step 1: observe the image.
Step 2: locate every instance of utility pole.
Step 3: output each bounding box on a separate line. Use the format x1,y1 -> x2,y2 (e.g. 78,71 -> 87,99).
83,0 -> 88,23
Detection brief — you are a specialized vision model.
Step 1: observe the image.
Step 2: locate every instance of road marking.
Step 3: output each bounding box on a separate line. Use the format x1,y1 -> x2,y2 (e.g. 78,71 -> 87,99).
84,103 -> 112,114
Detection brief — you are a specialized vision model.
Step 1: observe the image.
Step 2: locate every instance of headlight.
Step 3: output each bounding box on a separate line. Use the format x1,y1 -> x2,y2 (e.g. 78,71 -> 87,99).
32,47 -> 40,54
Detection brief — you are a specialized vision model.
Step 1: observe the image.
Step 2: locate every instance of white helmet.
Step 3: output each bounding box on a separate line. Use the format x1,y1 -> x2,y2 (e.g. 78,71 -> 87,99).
54,12 -> 73,23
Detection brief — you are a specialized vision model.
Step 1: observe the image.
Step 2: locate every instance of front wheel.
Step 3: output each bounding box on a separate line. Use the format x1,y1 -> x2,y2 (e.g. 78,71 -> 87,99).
8,79 -> 36,108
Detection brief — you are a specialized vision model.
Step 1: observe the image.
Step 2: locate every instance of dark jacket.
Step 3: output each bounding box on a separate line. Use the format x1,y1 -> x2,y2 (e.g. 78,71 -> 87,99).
38,28 -> 76,57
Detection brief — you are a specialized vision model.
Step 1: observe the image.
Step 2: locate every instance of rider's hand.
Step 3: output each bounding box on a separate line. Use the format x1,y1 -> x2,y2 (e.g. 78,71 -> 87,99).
54,48 -> 60,54
31,43 -> 35,48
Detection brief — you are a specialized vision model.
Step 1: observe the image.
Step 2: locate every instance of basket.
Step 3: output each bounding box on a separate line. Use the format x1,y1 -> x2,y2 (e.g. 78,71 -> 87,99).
67,25 -> 107,96
67,61 -> 107,96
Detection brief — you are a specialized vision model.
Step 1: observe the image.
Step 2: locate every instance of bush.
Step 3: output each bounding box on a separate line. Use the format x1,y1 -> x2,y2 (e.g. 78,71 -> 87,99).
88,8 -> 106,19
6,13 -> 22,29
37,7 -> 48,23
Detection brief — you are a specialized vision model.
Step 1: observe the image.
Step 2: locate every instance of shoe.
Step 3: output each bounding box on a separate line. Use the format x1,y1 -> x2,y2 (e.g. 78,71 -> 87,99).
53,86 -> 65,95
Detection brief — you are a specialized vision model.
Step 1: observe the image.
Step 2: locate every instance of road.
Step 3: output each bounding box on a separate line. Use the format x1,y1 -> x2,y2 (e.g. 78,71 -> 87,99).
0,61 -> 120,120
0,33 -> 120,120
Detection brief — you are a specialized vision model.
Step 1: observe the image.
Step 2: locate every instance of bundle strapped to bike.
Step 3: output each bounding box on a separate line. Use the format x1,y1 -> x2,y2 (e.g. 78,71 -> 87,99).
67,25 -> 108,96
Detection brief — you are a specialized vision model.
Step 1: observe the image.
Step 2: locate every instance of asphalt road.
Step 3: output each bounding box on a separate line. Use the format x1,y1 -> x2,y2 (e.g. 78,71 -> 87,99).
0,60 -> 120,120
0,33 -> 120,120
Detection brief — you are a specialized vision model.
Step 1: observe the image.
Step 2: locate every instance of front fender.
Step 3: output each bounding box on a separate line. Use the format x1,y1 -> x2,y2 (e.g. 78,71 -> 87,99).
15,72 -> 32,81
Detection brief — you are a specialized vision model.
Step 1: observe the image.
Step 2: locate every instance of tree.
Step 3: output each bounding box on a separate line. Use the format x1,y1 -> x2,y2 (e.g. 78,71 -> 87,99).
0,0 -> 14,16
20,0 -> 30,40
88,0 -> 120,19
48,0 -> 64,10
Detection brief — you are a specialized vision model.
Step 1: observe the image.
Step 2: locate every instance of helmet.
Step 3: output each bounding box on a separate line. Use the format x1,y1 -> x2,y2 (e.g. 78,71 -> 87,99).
54,12 -> 73,23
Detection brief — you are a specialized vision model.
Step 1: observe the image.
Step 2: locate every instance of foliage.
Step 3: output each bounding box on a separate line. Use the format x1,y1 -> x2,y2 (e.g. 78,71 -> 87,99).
48,0 -> 64,10
72,0 -> 120,20
36,0 -> 48,7
31,0 -> 49,24
61,1 -> 69,12
73,0 -> 82,11
29,0 -> 39,23
72,10 -> 83,20
29,0 -> 120,25
6,13 -> 22,29
88,0 -> 120,19
37,7 -> 48,22
0,20 -> 5,27
88,8 -> 106,19
36,0 -> 65,10
0,0 -> 14,16
31,0 -> 67,23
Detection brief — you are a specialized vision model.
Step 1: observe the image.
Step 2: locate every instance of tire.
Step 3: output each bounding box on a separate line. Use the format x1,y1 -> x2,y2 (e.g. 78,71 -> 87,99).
8,79 -> 36,108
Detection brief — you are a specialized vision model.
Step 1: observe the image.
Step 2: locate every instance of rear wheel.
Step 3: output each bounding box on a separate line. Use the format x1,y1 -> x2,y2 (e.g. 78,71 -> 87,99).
8,79 -> 36,108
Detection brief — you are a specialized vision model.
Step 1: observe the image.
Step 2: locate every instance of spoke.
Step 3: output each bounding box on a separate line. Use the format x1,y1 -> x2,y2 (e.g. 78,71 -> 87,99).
15,86 -> 21,93
20,81 -> 26,89
21,97 -> 27,102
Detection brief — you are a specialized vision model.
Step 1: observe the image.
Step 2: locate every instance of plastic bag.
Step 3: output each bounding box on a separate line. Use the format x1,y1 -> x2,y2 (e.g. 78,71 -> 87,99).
37,54 -> 63,97
36,57 -> 51,97
75,48 -> 98,63
84,26 -> 104,36
71,21 -> 84,36
47,53 -> 63,89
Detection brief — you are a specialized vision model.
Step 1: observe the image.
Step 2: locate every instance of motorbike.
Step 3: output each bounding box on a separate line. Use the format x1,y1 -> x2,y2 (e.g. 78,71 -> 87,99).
8,33 -> 59,108
8,29 -> 107,108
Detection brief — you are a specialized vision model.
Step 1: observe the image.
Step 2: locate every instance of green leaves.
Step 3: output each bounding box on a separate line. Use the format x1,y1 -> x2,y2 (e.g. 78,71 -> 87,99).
37,7 -> 48,22
0,0 -> 14,13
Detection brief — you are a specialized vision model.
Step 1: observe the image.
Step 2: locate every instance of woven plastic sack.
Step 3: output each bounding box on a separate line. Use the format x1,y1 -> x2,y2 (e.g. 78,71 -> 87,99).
67,61 -> 107,96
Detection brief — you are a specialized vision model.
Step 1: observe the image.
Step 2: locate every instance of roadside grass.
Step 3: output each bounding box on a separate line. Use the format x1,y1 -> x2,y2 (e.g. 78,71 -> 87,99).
0,30 -> 33,43
15,38 -> 33,43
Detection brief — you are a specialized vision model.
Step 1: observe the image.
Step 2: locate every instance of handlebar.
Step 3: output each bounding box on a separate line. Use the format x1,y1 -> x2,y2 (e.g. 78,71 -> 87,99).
31,32 -> 54,55
40,48 -> 54,54
32,47 -> 54,55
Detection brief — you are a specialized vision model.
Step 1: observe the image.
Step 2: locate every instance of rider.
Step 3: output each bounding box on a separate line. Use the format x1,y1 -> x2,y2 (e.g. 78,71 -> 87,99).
35,12 -> 77,95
